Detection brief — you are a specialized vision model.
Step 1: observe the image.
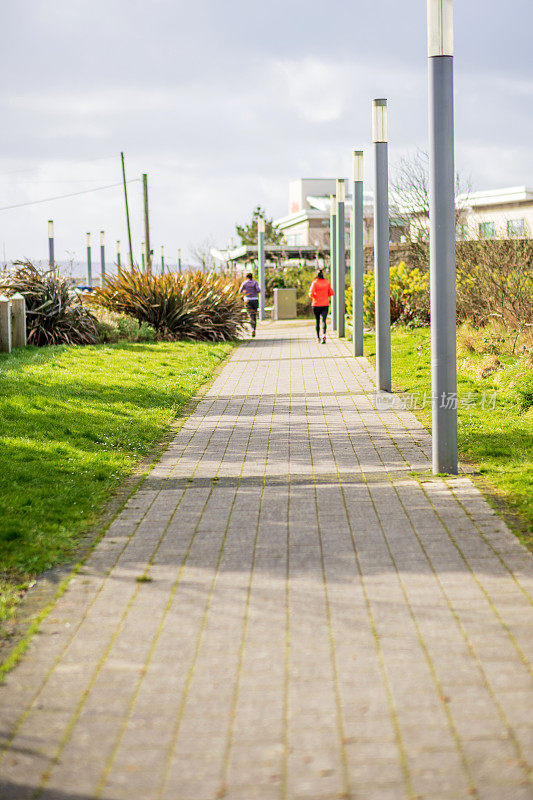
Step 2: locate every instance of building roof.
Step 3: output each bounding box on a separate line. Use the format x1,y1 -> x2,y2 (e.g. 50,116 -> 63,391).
458,186 -> 533,208
211,244 -> 334,264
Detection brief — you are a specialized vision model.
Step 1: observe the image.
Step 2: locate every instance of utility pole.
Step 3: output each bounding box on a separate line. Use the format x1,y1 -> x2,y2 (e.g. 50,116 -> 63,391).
143,173 -> 152,272
120,152 -> 133,267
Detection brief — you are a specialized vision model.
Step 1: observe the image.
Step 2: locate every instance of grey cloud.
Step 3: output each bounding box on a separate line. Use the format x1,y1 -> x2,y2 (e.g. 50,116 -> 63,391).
1,0 -> 531,263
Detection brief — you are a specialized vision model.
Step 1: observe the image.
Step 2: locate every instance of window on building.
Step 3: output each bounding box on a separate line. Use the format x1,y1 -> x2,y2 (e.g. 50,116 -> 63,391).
456,223 -> 468,241
478,222 -> 495,239
286,234 -> 303,246
507,219 -> 526,237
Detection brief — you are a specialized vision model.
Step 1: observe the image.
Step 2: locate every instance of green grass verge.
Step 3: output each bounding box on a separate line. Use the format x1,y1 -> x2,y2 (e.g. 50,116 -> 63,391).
0,340 -> 234,632
364,327 -> 533,540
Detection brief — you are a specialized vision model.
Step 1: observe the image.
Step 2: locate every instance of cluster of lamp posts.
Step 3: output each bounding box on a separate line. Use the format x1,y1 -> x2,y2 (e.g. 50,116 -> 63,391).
46,221 -> 183,287
257,0 -> 457,476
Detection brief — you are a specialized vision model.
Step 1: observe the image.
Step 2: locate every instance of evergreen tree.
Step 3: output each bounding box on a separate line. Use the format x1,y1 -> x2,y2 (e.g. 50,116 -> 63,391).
236,206 -> 283,246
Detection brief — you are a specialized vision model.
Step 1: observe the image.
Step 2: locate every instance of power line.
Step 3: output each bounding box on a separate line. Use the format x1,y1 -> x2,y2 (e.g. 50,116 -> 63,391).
0,180 -> 141,212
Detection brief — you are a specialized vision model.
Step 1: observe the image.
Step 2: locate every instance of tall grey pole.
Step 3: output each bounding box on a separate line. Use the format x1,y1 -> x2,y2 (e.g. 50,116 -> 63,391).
330,196 -> 337,331
100,231 -> 106,284
86,233 -> 92,288
352,152 -> 364,357
116,241 -> 121,267
428,0 -> 458,474
373,98 -> 391,392
336,179 -> 346,337
48,220 -> 54,269
258,218 -> 266,320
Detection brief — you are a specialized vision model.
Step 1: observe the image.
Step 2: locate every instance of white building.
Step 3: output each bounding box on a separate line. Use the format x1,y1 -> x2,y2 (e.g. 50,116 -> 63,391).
276,180 -> 533,247
275,179 -> 376,248
457,186 -> 533,240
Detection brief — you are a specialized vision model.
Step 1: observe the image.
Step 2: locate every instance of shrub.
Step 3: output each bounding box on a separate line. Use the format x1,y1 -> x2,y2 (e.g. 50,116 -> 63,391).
89,267 -> 244,341
1,261 -> 98,346
92,311 -> 157,344
351,262 -> 430,326
402,239 -> 533,329
456,239 -> 533,328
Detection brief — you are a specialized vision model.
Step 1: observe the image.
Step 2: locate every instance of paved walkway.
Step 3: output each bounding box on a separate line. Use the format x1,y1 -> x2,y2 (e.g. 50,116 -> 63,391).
1,323 -> 533,800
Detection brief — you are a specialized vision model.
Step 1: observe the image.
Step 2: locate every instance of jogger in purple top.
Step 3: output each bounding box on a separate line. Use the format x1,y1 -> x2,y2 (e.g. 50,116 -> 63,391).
239,272 -> 261,337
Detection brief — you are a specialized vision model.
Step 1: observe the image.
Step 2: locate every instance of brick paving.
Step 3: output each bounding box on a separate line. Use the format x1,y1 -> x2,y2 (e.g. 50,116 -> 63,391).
1,321 -> 532,800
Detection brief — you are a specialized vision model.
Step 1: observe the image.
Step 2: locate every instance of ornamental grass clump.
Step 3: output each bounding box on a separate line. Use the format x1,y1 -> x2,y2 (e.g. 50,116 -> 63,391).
1,261 -> 98,346
90,267 -> 244,341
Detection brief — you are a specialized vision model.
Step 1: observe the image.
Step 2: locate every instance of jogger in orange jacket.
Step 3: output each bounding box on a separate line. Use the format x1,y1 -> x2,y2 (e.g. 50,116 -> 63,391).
308,269 -> 335,343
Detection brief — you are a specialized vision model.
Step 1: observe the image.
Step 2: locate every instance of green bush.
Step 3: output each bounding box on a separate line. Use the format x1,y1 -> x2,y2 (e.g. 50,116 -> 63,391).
1,261 -> 98,346
89,267 -> 244,342
347,262 -> 429,326
94,314 -> 157,344
95,318 -> 120,344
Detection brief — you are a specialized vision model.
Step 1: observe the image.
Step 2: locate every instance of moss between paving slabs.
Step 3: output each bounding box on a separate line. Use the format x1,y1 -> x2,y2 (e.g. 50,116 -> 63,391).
364,327 -> 533,542
0,340 -> 235,638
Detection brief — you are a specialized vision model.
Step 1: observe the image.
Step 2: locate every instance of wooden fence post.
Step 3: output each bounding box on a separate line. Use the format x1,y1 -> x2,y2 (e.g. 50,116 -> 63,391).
10,293 -> 26,347
0,295 -> 12,353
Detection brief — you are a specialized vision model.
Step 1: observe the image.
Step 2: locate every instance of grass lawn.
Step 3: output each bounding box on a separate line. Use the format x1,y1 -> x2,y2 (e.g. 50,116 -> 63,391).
0,340 -> 234,633
364,327 -> 533,541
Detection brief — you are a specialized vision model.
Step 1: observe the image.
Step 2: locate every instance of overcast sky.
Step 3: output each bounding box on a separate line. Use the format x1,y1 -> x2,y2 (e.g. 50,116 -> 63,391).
2,0 -> 532,267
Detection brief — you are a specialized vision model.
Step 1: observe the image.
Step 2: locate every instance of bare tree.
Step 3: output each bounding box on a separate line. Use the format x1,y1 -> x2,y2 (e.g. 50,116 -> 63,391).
391,149 -> 471,242
189,236 -> 216,272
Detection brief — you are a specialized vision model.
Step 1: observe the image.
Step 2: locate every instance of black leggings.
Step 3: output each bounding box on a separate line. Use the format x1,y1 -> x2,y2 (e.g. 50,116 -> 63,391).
313,306 -> 328,338
245,299 -> 259,331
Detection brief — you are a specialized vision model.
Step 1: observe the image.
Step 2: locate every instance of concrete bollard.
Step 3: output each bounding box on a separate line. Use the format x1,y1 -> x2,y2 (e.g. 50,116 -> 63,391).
0,295 -> 12,353
10,293 -> 27,347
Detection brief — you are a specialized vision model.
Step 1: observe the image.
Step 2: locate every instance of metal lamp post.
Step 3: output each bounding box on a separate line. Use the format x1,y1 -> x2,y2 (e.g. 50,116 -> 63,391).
86,233 -> 92,288
352,151 -> 364,357
161,245 -> 165,274
428,0 -> 458,474
257,217 -> 266,320
330,195 -> 337,331
48,220 -> 54,269
100,231 -> 106,283
336,179 -> 346,338
373,98 -> 391,392
116,240 -> 121,267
